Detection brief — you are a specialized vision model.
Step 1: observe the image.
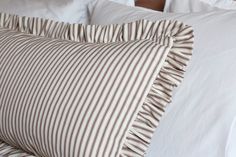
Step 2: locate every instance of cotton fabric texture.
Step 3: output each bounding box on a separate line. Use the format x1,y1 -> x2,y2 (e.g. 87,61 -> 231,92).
0,12 -> 194,157
0,27 -> 170,157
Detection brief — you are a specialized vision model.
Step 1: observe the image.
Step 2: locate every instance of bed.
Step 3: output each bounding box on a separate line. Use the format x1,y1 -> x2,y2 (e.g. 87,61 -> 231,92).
0,0 -> 235,157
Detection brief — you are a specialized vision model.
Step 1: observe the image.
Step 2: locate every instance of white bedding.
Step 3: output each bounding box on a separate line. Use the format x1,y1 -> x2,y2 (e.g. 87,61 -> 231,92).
200,0 -> 236,10
164,0 -> 219,12
0,0 -> 86,23
164,0 -> 236,12
0,0 -> 134,23
227,118 -> 236,157
90,1 -> 236,157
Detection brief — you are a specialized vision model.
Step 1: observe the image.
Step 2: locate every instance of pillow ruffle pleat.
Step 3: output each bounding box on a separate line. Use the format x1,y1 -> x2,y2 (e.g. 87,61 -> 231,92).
119,20 -> 194,157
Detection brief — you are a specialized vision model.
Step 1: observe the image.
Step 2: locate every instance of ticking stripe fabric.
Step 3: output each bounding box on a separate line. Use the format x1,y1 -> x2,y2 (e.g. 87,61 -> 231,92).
0,140 -> 33,157
0,27 -> 172,157
0,12 -> 194,157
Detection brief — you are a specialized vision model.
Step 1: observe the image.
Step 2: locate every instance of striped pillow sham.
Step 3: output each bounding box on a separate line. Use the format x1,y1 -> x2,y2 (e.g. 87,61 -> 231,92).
0,27 -> 172,157
0,12 -> 194,156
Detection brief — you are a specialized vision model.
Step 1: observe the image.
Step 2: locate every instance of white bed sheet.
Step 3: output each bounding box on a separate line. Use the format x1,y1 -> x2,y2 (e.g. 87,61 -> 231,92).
90,2 -> 236,157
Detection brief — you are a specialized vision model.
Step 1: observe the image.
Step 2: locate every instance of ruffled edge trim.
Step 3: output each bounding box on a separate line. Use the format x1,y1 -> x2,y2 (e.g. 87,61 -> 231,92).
120,20 -> 194,156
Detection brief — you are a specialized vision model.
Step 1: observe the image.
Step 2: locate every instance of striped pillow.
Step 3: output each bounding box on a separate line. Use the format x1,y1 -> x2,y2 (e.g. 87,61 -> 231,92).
0,27 -> 172,157
0,12 -> 194,156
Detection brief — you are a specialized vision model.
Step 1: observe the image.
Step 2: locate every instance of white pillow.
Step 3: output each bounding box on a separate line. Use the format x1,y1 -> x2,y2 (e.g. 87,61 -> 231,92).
164,0 -> 218,12
88,0 -> 134,22
201,0 -> 236,10
164,0 -> 236,12
226,117 -> 236,157
0,0 -> 134,23
90,1 -> 236,157
110,0 -> 134,6
0,0 -> 87,23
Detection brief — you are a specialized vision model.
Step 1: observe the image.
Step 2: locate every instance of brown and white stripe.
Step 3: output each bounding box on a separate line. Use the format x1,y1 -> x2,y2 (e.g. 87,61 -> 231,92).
0,27 -> 172,157
0,140 -> 34,157
0,12 -> 194,157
